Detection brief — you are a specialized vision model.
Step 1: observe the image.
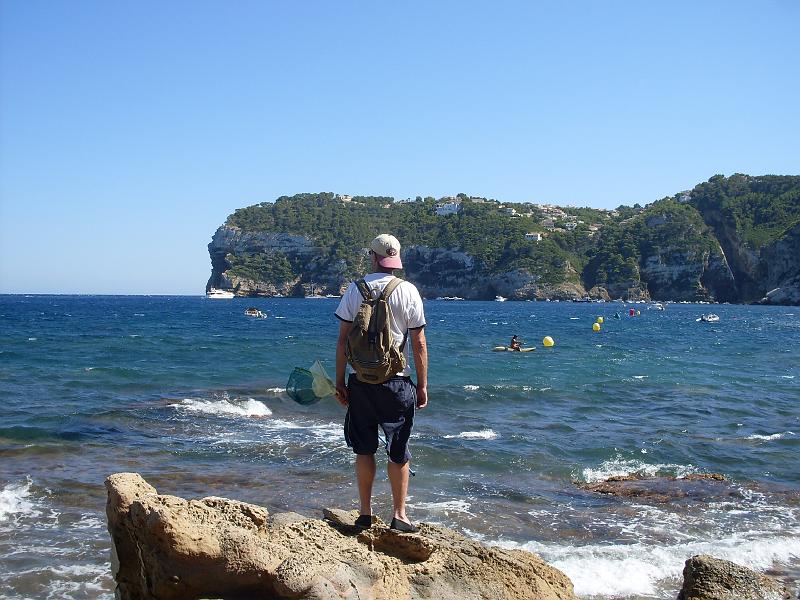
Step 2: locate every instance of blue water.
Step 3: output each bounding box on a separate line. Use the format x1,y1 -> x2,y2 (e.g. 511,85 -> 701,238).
1,295 -> 798,599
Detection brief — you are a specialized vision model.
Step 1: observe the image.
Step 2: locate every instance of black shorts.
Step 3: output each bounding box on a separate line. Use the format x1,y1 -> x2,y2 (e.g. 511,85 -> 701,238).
344,374 -> 416,464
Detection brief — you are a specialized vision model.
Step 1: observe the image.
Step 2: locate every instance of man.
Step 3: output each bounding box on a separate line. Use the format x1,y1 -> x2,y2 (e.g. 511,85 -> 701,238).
509,335 -> 521,351
334,234 -> 428,533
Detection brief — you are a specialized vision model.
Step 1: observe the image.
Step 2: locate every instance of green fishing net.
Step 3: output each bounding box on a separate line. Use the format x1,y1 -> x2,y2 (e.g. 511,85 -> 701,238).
286,361 -> 335,405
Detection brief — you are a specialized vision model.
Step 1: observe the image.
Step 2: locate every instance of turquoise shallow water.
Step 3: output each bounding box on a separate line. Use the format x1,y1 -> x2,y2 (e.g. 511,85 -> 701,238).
1,295 -> 798,598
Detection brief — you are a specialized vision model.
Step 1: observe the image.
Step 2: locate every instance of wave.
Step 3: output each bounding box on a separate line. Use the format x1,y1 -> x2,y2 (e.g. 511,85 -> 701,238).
493,531 -> 800,598
0,479 -> 41,524
406,499 -> 473,515
744,431 -> 795,441
265,387 -> 287,394
444,429 -> 498,440
579,456 -> 698,483
171,397 -> 272,418
463,385 -> 480,391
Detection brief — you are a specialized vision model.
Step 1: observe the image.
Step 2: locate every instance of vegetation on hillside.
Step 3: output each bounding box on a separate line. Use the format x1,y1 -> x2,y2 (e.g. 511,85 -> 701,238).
220,174 -> 800,295
689,174 -> 800,249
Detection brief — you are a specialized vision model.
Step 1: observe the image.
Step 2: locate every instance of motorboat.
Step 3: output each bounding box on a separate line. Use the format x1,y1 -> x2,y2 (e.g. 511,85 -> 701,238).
495,295 -> 507,302
696,313 -> 720,322
206,288 -> 234,299
244,307 -> 267,318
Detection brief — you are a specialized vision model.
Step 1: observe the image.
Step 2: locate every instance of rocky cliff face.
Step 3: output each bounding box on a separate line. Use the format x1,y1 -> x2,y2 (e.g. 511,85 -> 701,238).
207,226 -> 353,297
207,182 -> 800,304
757,222 -> 800,305
639,245 -> 737,302
208,228 -> 588,300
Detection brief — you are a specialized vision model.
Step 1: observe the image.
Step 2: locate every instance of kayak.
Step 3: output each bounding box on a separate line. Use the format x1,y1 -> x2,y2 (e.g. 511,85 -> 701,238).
493,346 -> 535,352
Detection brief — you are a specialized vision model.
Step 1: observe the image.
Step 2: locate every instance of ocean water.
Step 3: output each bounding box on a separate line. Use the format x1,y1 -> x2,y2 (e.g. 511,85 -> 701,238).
1,295 -> 798,599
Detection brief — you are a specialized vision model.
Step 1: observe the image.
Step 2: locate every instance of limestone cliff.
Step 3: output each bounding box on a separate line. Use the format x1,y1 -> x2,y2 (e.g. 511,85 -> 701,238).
208,226 -> 587,300
207,178 -> 799,303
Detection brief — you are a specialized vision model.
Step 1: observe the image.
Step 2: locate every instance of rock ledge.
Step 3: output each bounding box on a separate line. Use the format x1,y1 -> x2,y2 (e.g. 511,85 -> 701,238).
105,473 -> 578,600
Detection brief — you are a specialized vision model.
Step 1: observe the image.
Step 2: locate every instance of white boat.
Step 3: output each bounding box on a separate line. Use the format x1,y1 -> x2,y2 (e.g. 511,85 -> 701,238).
206,288 -> 234,299
495,295 -> 507,302
696,313 -> 720,322
244,307 -> 267,318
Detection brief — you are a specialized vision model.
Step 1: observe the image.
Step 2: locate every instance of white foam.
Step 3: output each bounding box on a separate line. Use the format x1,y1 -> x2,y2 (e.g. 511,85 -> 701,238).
745,431 -> 795,441
632,375 -> 649,379
463,385 -> 480,391
444,429 -> 498,440
407,499 -> 473,515
580,456 -> 697,483
780,375 -> 795,379
493,532 -> 800,598
0,479 -> 40,523
172,398 -> 272,418
265,387 -> 286,394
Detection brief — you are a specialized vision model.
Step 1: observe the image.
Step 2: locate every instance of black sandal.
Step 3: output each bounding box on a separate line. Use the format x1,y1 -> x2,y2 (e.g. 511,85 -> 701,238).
354,515 -> 373,529
389,517 -> 419,533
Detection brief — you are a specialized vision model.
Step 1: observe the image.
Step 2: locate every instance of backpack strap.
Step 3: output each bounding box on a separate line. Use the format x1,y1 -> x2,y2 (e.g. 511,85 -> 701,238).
354,279 -> 372,301
380,277 -> 404,300
379,277 -> 408,352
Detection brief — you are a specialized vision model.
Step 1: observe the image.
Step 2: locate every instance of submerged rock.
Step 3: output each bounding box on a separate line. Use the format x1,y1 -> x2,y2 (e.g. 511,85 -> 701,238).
579,473 -> 730,504
677,554 -> 792,600
105,472 -> 578,600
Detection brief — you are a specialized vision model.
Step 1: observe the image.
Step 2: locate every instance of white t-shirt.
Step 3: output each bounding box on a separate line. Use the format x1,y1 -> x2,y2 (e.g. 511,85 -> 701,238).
335,273 -> 426,377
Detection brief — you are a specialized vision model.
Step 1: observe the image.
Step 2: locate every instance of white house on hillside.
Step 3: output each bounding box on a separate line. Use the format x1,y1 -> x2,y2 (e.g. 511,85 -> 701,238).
525,232 -> 543,242
436,201 -> 461,216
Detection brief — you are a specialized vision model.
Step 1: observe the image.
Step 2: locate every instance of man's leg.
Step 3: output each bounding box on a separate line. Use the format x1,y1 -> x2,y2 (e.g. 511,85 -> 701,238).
387,460 -> 410,523
355,453 -> 376,516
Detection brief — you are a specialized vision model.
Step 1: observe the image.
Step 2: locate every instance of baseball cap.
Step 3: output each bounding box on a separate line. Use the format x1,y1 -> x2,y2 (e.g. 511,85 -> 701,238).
370,234 -> 403,269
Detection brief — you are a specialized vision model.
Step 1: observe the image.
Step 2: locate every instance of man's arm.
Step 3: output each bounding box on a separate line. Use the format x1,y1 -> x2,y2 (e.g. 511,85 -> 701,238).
410,327 -> 428,409
335,320 -> 353,407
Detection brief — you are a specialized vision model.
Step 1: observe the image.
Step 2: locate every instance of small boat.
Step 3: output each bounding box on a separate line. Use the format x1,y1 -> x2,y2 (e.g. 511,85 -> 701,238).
495,295 -> 507,302
206,288 -> 234,299
244,307 -> 267,318
696,313 -> 720,322
648,303 -> 665,311
493,346 -> 535,352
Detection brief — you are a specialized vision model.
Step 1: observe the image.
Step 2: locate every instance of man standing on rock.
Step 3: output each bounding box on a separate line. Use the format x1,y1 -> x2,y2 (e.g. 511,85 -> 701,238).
334,234 -> 428,533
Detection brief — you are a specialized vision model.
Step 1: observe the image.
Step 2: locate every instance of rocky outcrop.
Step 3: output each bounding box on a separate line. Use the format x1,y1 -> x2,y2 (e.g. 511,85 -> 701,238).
206,226 -> 351,297
677,554 -> 792,600
579,474 -> 731,504
639,246 -> 736,302
758,223 -> 800,305
106,472 -> 578,600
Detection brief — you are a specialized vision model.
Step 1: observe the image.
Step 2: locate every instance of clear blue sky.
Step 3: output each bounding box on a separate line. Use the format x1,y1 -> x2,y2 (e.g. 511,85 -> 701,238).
1,1 -> 798,294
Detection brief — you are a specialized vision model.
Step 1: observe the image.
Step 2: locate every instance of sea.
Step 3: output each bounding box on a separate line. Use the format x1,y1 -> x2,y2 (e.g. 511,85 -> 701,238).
1,295 -> 798,599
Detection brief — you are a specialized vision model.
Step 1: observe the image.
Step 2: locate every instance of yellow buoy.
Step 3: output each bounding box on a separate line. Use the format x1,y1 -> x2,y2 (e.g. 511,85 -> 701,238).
543,336 -> 555,347
596,316 -> 604,324
592,322 -> 601,332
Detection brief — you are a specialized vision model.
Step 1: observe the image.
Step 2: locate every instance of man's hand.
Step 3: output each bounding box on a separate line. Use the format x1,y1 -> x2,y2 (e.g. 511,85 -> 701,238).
415,385 -> 428,409
335,382 -> 349,407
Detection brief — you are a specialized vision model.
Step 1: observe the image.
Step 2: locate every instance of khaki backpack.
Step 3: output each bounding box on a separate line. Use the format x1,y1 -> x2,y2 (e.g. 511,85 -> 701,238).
346,277 -> 407,383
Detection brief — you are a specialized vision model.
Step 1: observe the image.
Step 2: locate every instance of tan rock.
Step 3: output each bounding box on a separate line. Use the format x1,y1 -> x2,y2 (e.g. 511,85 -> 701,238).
106,473 -> 578,600
677,554 -> 792,600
